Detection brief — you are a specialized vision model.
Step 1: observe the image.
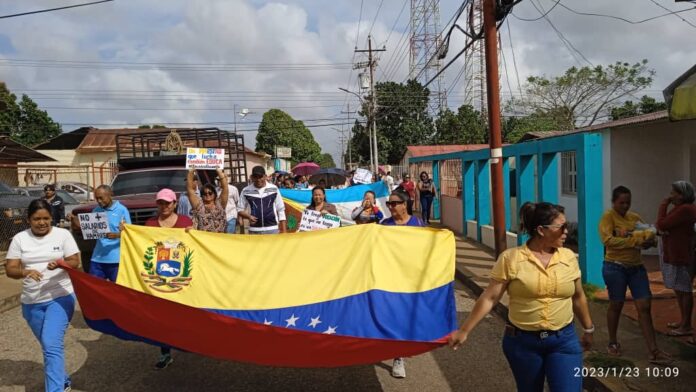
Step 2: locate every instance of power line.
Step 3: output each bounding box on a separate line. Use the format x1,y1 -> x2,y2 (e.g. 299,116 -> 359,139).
511,0 -> 560,21
0,0 -> 114,19
506,18 -> 523,94
646,0 -> 696,28
550,1 -> 696,25
368,0 -> 385,37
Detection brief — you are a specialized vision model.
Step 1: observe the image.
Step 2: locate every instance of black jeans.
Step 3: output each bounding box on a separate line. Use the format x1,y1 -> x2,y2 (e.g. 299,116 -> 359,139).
420,194 -> 433,223
406,200 -> 414,215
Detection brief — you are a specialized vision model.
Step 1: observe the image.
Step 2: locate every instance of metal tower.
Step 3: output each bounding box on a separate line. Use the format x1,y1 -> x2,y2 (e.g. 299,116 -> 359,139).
461,0 -> 487,115
409,0 -> 447,114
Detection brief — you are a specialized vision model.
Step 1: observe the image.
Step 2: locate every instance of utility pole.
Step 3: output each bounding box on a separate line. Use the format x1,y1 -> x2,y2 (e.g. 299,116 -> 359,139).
341,103 -> 357,170
355,35 -> 386,174
483,0 -> 506,256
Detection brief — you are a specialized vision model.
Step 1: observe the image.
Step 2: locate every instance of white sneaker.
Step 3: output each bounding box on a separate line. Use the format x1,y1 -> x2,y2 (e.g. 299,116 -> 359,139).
391,357 -> 406,378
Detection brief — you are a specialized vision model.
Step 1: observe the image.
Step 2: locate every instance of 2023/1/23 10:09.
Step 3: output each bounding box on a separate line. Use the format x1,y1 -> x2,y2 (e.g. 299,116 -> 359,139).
574,367 -> 680,378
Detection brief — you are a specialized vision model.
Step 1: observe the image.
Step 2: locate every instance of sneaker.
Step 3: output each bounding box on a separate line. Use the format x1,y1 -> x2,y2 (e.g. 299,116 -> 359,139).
64,385 -> 72,392
391,358 -> 406,378
155,353 -> 174,370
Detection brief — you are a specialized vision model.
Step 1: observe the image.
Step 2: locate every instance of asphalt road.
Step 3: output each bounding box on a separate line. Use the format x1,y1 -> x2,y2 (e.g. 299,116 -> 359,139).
0,281 -> 515,392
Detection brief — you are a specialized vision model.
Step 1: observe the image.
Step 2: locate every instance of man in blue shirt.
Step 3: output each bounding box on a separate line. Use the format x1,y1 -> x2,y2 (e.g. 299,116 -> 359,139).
90,185 -> 131,281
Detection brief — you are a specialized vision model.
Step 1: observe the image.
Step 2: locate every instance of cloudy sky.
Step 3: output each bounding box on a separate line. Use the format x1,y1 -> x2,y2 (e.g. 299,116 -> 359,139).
1,0 -> 695,164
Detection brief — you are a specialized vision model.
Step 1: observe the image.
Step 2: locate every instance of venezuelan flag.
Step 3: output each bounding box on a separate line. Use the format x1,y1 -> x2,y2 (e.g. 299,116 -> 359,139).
65,223 -> 457,367
281,182 -> 391,227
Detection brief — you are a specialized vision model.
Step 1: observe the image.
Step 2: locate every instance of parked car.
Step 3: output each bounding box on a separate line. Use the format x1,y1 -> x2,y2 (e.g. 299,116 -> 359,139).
55,181 -> 94,202
0,182 -> 35,251
14,187 -> 81,220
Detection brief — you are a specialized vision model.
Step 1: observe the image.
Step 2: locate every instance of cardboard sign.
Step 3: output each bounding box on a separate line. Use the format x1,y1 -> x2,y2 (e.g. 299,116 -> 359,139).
78,212 -> 110,240
353,168 -> 373,184
185,148 -> 225,169
298,210 -> 341,232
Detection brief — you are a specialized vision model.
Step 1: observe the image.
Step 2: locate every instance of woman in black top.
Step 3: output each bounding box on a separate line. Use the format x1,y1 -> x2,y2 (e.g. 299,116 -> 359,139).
418,171 -> 435,224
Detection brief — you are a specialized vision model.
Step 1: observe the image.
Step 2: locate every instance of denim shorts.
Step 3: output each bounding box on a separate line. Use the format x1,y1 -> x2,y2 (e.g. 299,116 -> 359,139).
602,261 -> 652,301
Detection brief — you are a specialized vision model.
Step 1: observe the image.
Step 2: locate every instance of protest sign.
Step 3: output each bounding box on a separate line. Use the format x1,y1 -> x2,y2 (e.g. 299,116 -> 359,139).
298,210 -> 341,232
78,212 -> 110,240
185,148 -> 225,170
353,168 -> 373,184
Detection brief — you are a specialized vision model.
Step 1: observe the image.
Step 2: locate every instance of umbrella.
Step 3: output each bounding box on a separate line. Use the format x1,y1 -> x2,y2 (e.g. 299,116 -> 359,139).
292,162 -> 320,176
309,168 -> 349,188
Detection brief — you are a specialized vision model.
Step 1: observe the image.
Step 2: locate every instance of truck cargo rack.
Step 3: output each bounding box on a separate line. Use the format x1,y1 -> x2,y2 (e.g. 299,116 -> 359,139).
115,128 -> 248,187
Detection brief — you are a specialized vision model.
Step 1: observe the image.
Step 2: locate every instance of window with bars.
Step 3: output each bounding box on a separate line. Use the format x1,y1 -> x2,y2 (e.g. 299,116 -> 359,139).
440,160 -> 462,198
561,151 -> 577,195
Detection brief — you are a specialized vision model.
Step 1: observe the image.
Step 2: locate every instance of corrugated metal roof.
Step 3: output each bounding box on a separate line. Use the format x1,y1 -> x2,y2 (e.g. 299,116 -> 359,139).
406,144 -> 489,158
519,110 -> 671,141
0,136 -> 56,162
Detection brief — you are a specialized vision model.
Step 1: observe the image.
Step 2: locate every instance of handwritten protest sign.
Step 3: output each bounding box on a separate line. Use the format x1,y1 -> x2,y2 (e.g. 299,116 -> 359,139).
185,148 -> 225,170
353,168 -> 373,184
298,210 -> 341,232
78,212 -> 110,240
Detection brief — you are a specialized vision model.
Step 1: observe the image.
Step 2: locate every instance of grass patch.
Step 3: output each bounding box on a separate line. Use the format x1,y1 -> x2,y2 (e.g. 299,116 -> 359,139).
585,352 -> 635,369
583,283 -> 602,301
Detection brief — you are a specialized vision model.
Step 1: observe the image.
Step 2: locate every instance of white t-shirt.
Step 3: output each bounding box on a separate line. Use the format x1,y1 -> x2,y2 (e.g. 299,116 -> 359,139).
225,184 -> 240,220
7,227 -> 80,304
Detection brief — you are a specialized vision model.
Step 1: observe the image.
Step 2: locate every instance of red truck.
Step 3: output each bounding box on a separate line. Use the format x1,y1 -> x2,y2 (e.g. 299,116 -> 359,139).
71,128 -> 248,270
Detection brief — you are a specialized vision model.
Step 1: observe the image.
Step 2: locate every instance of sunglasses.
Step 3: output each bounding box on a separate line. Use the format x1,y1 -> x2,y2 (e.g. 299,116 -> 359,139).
543,223 -> 568,231
386,200 -> 405,207
201,191 -> 215,196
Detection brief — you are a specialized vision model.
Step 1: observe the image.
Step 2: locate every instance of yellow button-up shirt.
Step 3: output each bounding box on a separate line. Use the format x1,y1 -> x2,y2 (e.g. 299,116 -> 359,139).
598,209 -> 655,266
490,245 -> 580,331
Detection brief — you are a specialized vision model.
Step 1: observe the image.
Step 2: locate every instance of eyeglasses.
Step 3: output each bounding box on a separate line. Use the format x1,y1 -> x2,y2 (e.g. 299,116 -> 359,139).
201,191 -> 215,196
543,223 -> 568,231
386,201 -> 405,207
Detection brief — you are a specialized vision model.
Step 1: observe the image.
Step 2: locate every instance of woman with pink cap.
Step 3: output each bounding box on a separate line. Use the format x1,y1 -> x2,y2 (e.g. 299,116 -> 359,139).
145,188 -> 193,369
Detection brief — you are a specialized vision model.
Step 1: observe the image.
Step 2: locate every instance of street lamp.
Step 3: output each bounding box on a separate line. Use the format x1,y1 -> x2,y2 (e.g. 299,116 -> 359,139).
338,87 -> 378,174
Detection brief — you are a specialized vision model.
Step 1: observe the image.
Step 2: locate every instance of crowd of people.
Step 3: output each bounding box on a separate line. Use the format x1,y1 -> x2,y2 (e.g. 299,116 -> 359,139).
4,165 -> 695,391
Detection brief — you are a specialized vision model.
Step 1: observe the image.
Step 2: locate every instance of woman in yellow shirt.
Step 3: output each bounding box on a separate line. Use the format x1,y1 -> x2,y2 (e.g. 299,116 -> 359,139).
449,202 -> 593,392
599,186 -> 671,363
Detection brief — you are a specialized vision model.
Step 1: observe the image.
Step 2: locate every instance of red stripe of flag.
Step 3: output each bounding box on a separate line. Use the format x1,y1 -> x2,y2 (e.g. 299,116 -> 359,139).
64,266 -> 447,367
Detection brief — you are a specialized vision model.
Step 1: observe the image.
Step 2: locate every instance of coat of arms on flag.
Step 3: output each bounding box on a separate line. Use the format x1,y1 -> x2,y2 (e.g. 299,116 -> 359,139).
141,239 -> 193,293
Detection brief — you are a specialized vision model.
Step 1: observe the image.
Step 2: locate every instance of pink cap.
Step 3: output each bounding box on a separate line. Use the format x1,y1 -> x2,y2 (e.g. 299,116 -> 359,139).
156,188 -> 177,202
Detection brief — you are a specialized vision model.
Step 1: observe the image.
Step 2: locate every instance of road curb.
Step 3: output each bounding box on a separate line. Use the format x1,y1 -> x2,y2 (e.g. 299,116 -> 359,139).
454,265 -> 613,392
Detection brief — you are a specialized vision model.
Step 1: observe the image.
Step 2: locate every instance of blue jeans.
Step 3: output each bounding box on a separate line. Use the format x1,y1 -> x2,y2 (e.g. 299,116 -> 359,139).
502,323 -> 583,392
602,261 -> 652,301
226,218 -> 237,234
420,194 -> 434,223
22,294 -> 75,392
89,261 -> 119,282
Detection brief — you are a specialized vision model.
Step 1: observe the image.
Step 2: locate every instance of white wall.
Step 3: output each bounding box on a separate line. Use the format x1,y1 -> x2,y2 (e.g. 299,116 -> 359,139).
441,195 -> 463,234
611,119 -> 696,224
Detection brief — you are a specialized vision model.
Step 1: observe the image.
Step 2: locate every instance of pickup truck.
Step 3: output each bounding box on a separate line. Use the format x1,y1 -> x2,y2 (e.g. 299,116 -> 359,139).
70,128 -> 248,271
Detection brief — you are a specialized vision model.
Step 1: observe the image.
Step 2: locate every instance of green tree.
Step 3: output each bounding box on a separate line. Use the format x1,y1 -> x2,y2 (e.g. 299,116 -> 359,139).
349,80 -> 434,165
433,105 -> 487,144
256,109 -> 321,164
518,60 -> 654,128
0,83 -> 61,146
317,153 -> 336,168
138,124 -> 167,129
609,95 -> 668,121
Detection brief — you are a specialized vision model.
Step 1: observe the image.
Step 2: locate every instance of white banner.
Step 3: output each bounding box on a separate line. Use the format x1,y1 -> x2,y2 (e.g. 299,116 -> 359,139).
185,148 -> 225,169
353,168 -> 373,184
298,210 -> 341,232
78,212 -> 110,240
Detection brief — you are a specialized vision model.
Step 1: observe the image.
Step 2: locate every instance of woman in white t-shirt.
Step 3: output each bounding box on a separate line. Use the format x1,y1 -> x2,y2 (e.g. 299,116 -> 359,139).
5,199 -> 81,392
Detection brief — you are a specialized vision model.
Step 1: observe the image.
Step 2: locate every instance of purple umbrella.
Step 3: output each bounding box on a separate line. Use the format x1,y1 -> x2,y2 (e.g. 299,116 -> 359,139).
292,162 -> 320,176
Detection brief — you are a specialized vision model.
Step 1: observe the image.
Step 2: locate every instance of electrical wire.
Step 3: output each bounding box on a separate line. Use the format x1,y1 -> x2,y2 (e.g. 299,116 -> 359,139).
510,0 -> 560,21
550,1 -> 696,25
646,0 -> 696,28
0,0 -> 114,19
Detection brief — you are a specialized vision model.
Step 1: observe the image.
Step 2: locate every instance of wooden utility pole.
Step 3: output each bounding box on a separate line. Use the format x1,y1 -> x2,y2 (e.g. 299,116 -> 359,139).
483,0 -> 507,256
355,35 -> 386,174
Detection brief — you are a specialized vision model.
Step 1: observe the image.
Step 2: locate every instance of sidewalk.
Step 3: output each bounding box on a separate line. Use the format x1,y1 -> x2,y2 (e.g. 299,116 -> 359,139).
449,230 -> 696,392
0,257 -> 22,313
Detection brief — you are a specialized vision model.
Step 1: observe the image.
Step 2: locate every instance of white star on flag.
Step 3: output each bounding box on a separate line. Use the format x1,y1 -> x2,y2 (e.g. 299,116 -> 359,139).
308,316 -> 322,328
285,314 -> 299,327
323,326 -> 338,335
263,318 -> 273,325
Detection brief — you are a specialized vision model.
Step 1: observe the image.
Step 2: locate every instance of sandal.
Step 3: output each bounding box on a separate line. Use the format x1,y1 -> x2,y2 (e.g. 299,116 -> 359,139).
687,338 -> 696,347
607,342 -> 622,357
667,328 -> 693,337
649,349 -> 674,366
667,322 -> 681,329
